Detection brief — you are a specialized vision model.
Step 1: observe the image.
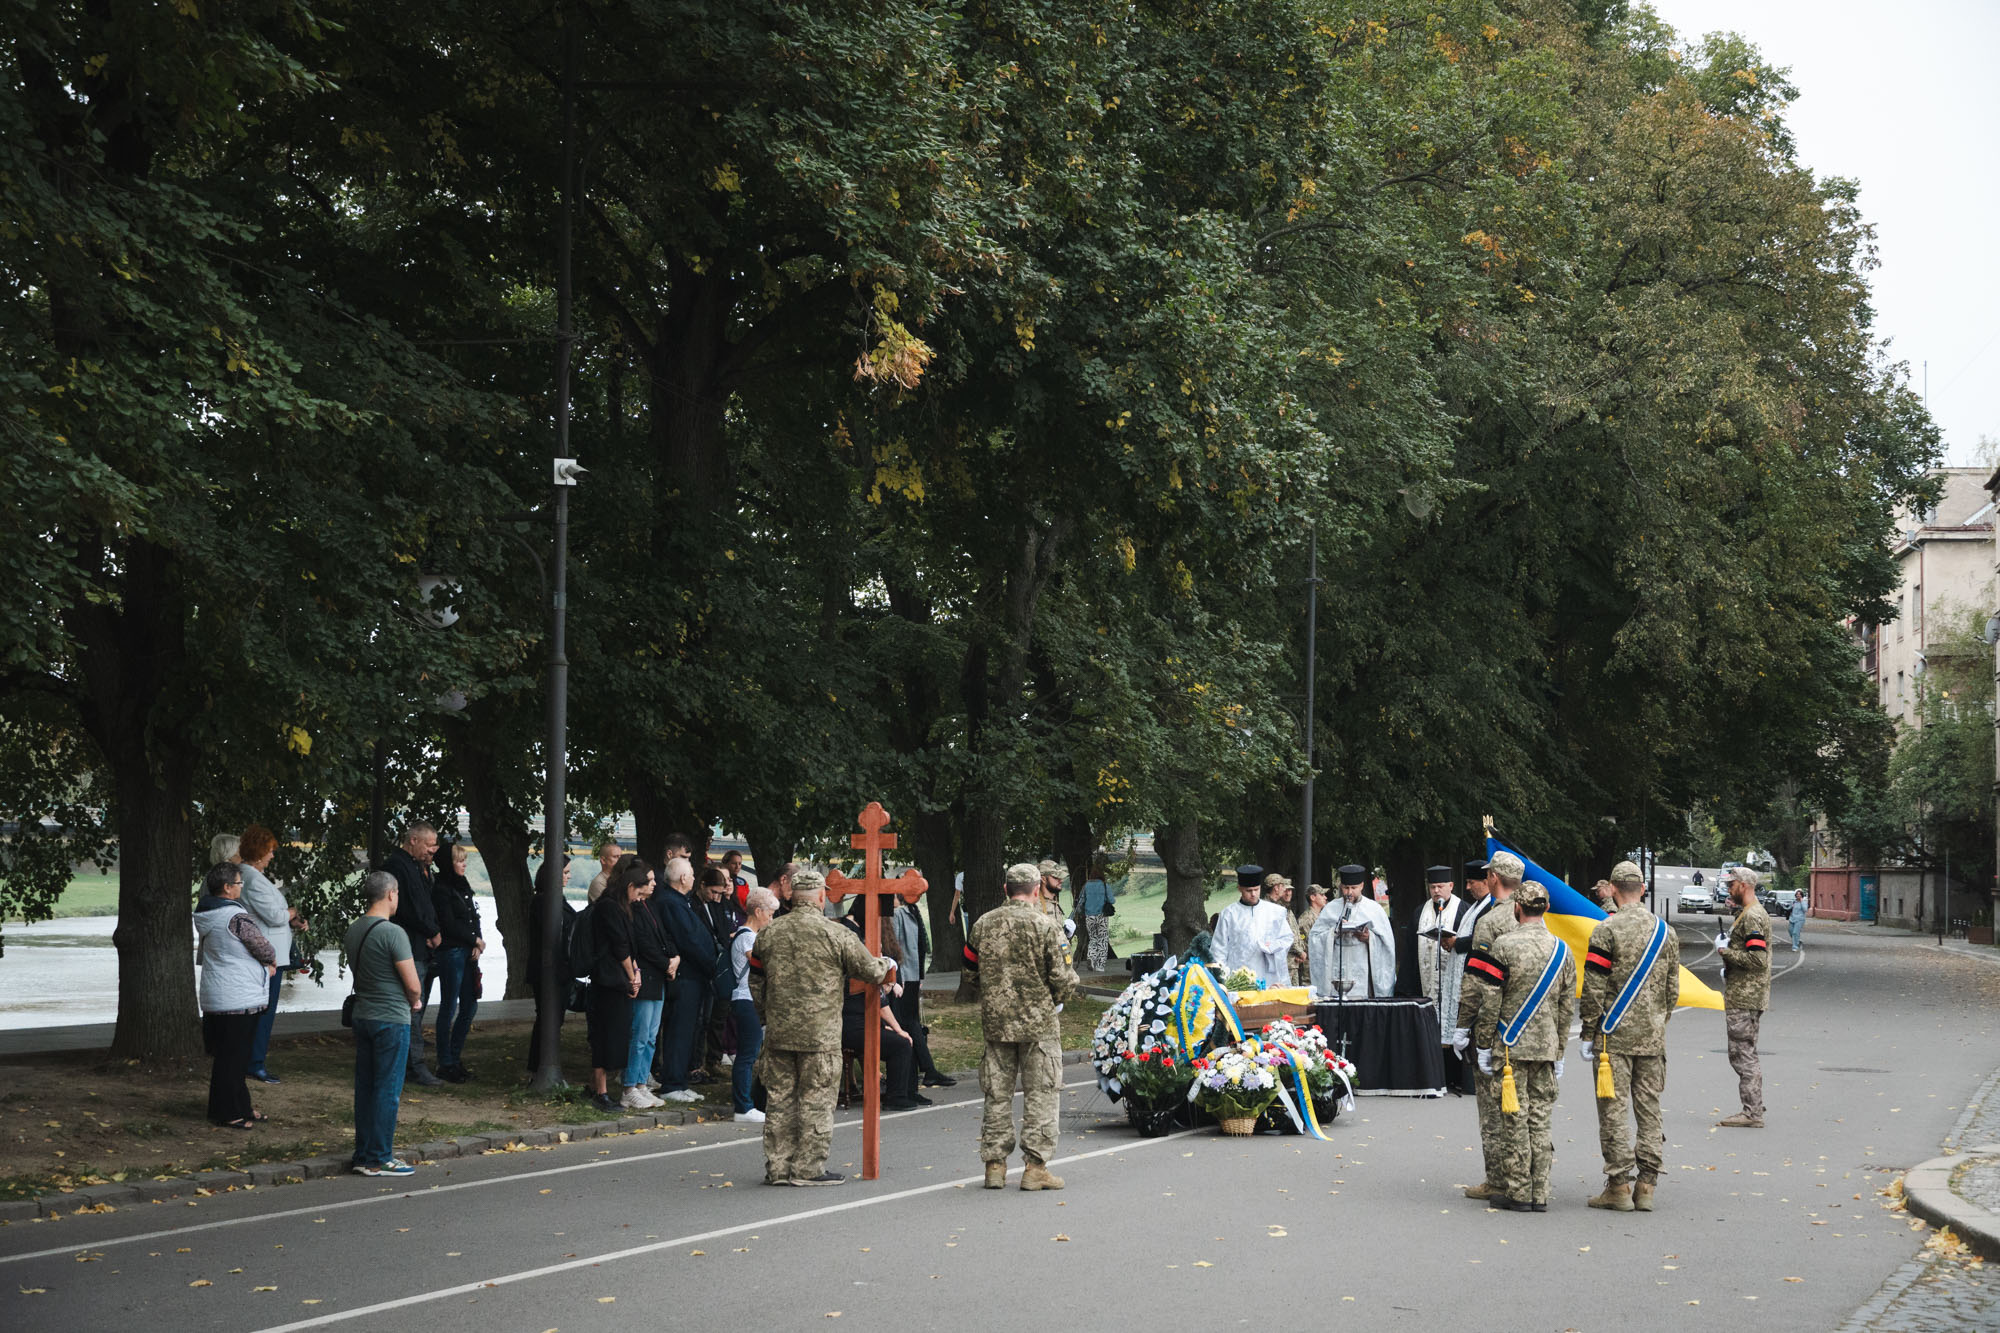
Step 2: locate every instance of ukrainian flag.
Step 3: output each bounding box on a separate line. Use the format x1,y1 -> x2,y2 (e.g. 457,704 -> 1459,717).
1487,835 -> 1724,1012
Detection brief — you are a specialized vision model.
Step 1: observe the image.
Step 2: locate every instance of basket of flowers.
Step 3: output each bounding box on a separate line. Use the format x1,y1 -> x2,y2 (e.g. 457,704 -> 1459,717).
1256,1020 -> 1358,1132
1189,1042 -> 1281,1135
1113,1048 -> 1193,1137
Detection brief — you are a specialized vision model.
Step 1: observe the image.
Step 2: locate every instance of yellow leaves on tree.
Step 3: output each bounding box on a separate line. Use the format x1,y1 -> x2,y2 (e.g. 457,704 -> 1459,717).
853,284 -> 933,390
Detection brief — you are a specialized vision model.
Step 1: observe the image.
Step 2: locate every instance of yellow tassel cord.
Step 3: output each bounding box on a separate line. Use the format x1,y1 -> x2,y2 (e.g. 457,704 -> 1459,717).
1595,1048 -> 1615,1101
1500,1050 -> 1520,1115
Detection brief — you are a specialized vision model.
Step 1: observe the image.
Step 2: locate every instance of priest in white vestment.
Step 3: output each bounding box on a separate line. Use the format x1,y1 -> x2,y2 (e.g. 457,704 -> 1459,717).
1310,864 -> 1396,998
1210,865 -> 1296,989
1415,865 -> 1470,1031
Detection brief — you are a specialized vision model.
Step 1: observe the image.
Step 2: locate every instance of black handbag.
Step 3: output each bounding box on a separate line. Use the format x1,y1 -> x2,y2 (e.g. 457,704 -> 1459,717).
340,918 -> 389,1027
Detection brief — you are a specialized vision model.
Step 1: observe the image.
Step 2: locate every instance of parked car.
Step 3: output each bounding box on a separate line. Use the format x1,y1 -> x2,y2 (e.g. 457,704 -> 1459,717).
1756,888 -> 1784,917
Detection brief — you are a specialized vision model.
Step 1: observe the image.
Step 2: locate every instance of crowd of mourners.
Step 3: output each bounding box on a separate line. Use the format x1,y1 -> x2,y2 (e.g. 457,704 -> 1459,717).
189,823 -> 963,1177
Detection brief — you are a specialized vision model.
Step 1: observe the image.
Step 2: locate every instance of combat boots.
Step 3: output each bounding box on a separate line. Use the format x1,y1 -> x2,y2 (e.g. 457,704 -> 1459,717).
983,1161 -> 1008,1190
1716,1113 -> 1764,1128
1462,1181 -> 1495,1200
1019,1158 -> 1065,1191
1633,1175 -> 1657,1212
1587,1177 -> 1635,1212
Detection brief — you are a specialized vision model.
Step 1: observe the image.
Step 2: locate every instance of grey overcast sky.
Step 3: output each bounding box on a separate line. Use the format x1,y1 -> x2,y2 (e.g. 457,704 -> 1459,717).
1645,0 -> 2000,465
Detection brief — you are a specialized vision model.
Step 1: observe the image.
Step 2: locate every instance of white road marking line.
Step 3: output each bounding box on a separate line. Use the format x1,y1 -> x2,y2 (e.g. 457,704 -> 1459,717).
0,1077 -> 1101,1266
252,1127 -> 1199,1333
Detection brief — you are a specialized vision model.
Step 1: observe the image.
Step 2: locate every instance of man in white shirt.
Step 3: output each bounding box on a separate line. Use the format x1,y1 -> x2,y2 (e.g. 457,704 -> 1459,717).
1416,864 -> 1469,1020
1210,865 -> 1295,989
1310,864 -> 1396,998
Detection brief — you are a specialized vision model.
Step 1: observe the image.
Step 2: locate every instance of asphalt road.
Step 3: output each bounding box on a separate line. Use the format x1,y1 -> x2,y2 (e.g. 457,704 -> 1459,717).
3,920 -> 1995,1332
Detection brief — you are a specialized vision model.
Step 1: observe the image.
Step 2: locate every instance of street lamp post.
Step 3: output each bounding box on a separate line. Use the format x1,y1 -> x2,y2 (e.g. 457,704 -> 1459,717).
529,28 -> 584,1094
1301,527 -> 1320,888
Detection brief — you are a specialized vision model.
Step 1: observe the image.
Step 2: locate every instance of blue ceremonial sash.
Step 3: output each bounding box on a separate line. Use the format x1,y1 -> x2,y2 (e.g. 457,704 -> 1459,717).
1499,939 -> 1570,1048
1601,919 -> 1669,1036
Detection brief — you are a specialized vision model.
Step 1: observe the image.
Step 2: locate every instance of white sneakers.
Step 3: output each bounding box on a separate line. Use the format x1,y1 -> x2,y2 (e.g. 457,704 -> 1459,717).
734,1108 -> 766,1124
621,1085 -> 664,1110
719,1053 -> 734,1067
662,1089 -> 701,1103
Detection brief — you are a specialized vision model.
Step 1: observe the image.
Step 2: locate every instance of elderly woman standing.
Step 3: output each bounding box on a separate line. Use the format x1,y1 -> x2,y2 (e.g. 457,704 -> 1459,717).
194,861 -> 277,1129
236,825 -> 298,1084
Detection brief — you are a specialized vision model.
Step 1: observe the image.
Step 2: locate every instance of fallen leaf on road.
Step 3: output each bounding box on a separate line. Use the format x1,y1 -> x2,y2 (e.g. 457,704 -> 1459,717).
302,1300 -> 321,1305
1053,1235 -> 1070,1242
690,1251 -> 705,1257
19,1288 -> 47,1295
598,1297 -> 616,1304
540,1189 -> 552,1195
253,1286 -> 277,1292
1193,1261 -> 1214,1268
1784,1277 -> 1803,1283
190,1280 -> 212,1288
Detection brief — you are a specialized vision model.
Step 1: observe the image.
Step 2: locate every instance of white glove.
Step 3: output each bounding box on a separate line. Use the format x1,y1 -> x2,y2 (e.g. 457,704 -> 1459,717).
1554,1059 -> 1565,1082
1054,1003 -> 1064,1014
1714,932 -> 1728,950
1063,919 -> 1078,940
1476,1048 -> 1494,1076
1580,1039 -> 1594,1060
1451,1027 -> 1471,1055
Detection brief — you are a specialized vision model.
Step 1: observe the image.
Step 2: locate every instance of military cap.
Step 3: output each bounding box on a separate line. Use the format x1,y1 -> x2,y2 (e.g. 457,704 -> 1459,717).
1263,871 -> 1289,889
1464,858 -> 1490,880
1236,864 -> 1264,888
1005,862 -> 1041,889
1425,864 -> 1454,883
1337,864 -> 1367,886
1513,880 -> 1550,910
1037,858 -> 1066,879
1609,859 -> 1646,886
1487,851 -> 1525,883
791,868 -> 826,895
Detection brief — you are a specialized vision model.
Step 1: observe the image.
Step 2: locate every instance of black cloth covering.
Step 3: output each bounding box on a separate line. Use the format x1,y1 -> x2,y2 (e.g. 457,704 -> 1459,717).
1310,997 -> 1447,1096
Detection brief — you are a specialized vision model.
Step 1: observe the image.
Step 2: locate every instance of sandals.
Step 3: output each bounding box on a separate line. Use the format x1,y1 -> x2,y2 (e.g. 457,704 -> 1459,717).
248,1110 -> 269,1122
221,1118 -> 256,1131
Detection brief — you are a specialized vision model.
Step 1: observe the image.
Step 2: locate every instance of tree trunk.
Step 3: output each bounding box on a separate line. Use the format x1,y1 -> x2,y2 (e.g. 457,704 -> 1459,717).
108,753 -> 201,1061
955,805 -> 1008,1001
913,806 -> 960,975
448,716 -> 538,999
1157,820 -> 1211,959
744,831 -> 793,891
629,778 -> 708,870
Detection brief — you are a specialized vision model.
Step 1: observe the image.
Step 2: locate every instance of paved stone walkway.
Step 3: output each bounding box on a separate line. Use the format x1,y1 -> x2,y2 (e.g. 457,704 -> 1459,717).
1841,1059 -> 2000,1331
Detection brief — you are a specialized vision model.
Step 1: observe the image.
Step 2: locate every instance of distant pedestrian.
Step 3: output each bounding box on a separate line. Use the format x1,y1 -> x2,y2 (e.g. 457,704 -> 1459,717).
656,856 -> 717,1102
892,890 -> 954,1089
968,863 -> 1079,1191
730,887 -> 777,1123
588,836 -> 623,902
431,841 -> 483,1083
589,858 -> 644,1111
1788,889 -> 1808,952
236,825 -> 299,1085
1716,866 -> 1772,1128
194,861 -> 276,1130
383,822 -> 444,1087
753,869 -> 893,1186
345,870 -> 422,1176
1080,854 -> 1117,973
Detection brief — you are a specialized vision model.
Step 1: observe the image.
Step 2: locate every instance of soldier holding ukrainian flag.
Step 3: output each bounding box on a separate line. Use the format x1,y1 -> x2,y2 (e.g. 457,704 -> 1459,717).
1579,860 -> 1680,1212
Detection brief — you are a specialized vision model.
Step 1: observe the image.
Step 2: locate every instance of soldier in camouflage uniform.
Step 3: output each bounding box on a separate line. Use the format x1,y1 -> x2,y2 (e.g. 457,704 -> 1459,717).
1716,865 -> 1772,1128
1291,883 -> 1326,986
1579,860 -> 1680,1212
1465,880 -> 1574,1212
1454,852 -> 1521,1200
751,869 -> 893,1185
967,862 -> 1080,1190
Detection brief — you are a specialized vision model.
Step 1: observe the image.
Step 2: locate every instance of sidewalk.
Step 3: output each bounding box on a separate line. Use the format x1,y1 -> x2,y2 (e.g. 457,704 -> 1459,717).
0,998 -> 539,1058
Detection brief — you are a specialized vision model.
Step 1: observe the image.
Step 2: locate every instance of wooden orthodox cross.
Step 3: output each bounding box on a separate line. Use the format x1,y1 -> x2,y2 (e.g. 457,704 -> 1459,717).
824,802 -> 929,1180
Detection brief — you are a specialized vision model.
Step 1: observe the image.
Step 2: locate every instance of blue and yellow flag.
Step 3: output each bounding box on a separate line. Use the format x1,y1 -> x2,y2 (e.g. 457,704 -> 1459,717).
1487,835 -> 1724,1012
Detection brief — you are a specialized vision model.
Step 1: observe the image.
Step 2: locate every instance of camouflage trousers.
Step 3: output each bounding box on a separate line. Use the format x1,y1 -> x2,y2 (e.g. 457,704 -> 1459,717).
1725,1008 -> 1764,1118
759,1047 -> 841,1184
980,1037 -> 1063,1165
1595,1051 -> 1666,1181
1496,1060 -> 1558,1206
1474,1066 -> 1505,1185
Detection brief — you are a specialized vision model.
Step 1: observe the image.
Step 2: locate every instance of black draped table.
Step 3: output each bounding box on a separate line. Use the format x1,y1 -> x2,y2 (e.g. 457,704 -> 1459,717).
1310,997 -> 1448,1097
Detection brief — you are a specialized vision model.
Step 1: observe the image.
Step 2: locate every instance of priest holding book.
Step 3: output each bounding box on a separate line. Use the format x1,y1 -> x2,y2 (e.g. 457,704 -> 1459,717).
1309,865 -> 1396,999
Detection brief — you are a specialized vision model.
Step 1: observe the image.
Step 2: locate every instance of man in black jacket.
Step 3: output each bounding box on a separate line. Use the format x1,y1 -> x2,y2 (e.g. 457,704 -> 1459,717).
655,857 -> 716,1102
383,823 -> 443,1086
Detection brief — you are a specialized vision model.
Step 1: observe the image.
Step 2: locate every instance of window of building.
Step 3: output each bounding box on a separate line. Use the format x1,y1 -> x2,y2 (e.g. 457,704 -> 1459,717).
1914,583 -> 1923,639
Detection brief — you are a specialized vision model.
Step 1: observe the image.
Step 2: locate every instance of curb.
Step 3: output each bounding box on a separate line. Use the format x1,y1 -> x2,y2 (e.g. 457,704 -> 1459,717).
1903,1146 -> 2000,1262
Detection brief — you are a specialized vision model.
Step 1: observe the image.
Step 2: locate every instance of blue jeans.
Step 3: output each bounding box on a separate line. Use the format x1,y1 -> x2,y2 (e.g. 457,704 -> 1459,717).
730,998 -> 763,1113
662,978 -> 705,1091
407,959 -> 432,1070
628,998 -> 664,1087
353,1018 -> 411,1167
434,947 -> 477,1069
1790,917 -> 1804,949
248,969 -> 283,1074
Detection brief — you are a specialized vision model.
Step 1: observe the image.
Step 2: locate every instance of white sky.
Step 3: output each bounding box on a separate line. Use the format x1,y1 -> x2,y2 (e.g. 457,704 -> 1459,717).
1646,0 -> 2000,464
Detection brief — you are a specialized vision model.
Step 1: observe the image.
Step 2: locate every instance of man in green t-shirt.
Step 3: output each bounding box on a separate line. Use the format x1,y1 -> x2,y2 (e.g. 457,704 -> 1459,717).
344,871 -> 422,1176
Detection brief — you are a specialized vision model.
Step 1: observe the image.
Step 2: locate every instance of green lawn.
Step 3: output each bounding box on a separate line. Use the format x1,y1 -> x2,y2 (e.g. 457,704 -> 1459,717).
1098,871 -> 1249,953
6,872 -> 122,922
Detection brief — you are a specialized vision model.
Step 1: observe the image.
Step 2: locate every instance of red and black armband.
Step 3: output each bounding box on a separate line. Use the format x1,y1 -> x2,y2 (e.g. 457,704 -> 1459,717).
962,944 -> 980,972
1584,947 -> 1615,976
1466,948 -> 1508,985
1743,931 -> 1768,952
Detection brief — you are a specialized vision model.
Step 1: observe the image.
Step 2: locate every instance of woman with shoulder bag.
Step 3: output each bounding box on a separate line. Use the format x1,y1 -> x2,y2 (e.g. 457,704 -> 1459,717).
1081,852 -> 1117,973
587,857 -> 644,1114
194,862 -> 277,1129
